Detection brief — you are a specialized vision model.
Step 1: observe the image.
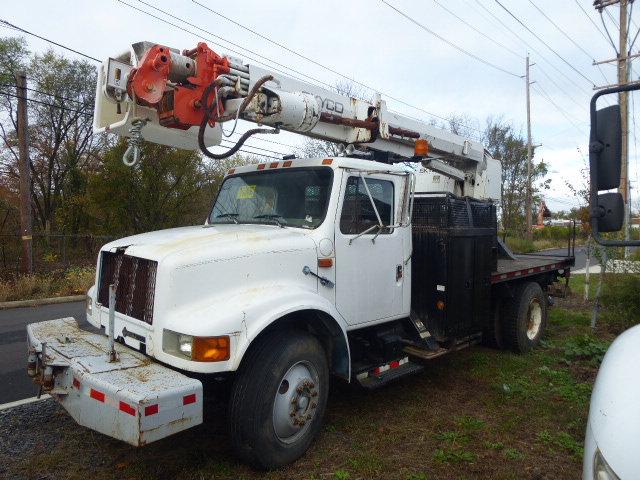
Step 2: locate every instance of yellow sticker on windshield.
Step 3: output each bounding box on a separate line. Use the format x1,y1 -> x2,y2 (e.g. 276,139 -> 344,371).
237,185 -> 256,199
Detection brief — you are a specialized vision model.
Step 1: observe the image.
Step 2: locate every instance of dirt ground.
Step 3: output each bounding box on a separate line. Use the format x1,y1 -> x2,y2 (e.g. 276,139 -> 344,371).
0,304 -> 598,480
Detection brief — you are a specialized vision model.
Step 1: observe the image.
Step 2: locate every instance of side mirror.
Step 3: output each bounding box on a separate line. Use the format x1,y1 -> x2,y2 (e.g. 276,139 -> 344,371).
589,85 -> 640,246
591,105 -> 621,190
596,192 -> 624,232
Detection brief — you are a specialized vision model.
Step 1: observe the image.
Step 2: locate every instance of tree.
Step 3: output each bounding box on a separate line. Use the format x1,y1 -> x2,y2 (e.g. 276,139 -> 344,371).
86,140 -> 208,234
84,141 -> 259,234
0,36 -> 103,235
483,117 -> 549,233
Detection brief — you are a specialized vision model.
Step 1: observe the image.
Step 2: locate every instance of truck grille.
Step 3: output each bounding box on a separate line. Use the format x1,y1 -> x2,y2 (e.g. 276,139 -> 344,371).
97,251 -> 158,325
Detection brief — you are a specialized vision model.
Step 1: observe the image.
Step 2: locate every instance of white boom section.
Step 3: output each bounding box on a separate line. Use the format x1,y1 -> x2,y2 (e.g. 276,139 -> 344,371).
94,42 -> 501,201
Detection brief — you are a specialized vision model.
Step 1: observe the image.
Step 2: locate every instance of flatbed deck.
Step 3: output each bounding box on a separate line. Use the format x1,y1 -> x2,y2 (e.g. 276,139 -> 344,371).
491,254 -> 574,284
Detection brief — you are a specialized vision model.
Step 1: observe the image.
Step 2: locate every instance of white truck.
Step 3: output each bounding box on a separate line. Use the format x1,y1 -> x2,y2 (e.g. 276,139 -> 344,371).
26,41 -> 574,469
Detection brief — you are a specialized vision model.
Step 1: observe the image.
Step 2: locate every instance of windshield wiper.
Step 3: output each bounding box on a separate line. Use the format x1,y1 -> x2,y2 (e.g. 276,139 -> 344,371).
253,214 -> 287,228
215,212 -> 239,224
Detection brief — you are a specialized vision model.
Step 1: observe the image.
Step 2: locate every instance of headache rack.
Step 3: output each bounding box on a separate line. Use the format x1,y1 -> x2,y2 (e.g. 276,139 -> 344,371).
410,194 -> 497,340
97,251 -> 157,324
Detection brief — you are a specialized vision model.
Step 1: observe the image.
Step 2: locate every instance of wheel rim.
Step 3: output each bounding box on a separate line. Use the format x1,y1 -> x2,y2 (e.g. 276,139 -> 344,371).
272,360 -> 320,444
526,298 -> 542,340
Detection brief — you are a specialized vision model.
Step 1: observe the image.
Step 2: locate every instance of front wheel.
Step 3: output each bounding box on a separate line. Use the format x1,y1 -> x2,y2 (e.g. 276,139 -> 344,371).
228,330 -> 329,470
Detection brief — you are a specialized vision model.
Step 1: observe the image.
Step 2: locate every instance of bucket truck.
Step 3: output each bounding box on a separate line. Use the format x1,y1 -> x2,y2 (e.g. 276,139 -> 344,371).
25,41 -> 574,469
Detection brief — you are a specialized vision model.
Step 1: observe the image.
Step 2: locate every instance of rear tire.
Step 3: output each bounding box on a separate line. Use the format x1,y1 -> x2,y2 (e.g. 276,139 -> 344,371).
502,282 -> 547,353
483,300 -> 505,349
228,330 -> 329,470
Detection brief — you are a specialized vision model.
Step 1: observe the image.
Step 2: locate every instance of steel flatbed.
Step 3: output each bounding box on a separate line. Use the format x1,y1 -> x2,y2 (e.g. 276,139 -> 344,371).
491,254 -> 575,284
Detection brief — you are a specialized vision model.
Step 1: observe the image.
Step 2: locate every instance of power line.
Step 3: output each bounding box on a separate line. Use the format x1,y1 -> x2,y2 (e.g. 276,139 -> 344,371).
190,0 -> 486,133
473,0 -> 593,97
0,83 -> 92,107
532,84 -> 587,136
0,90 -> 93,116
493,0 -> 596,85
574,0 -> 611,44
528,0 -> 596,61
431,0 -> 523,59
0,19 -> 100,63
380,0 -> 523,78
118,0 -> 332,92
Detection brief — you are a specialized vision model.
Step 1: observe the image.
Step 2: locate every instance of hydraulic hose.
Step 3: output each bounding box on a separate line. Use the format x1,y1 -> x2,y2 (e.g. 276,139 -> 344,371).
198,75 -> 279,160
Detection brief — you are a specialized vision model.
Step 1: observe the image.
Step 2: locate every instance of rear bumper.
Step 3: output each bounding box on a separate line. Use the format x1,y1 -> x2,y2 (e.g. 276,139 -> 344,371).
27,318 -> 203,446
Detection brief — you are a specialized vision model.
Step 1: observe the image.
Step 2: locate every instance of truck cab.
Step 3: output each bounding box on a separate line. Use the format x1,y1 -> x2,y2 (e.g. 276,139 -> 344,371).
84,157 -> 413,379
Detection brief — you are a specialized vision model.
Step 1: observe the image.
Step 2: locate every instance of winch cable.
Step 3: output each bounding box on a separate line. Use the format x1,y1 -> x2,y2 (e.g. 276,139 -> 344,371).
198,75 -> 280,160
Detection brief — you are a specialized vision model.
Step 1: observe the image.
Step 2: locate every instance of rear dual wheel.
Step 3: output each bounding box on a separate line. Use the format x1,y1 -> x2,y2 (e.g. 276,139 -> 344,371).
502,281 -> 547,353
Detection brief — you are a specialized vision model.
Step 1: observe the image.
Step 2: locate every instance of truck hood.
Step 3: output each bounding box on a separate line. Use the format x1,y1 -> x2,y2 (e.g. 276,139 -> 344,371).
587,323 -> 640,479
102,224 -> 317,264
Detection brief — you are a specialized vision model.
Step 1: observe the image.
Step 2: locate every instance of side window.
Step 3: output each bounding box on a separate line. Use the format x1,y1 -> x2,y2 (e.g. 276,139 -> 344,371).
340,176 -> 394,234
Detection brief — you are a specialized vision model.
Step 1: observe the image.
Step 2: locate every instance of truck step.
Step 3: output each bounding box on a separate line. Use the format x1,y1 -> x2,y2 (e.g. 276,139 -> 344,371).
355,357 -> 424,389
403,345 -> 449,361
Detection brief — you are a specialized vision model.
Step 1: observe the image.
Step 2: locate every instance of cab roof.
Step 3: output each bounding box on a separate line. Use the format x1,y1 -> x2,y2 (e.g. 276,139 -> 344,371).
226,157 -> 410,177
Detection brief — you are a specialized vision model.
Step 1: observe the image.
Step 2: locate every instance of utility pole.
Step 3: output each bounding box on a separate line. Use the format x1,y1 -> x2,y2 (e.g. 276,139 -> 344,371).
15,72 -> 33,274
525,54 -> 533,240
619,0 -> 631,254
594,0 -> 633,256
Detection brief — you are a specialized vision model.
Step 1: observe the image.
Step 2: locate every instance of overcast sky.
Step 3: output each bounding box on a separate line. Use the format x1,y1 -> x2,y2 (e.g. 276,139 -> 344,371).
3,0 -> 640,212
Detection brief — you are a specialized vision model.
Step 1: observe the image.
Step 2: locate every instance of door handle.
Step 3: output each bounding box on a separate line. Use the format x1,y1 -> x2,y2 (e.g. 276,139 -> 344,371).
396,265 -> 403,281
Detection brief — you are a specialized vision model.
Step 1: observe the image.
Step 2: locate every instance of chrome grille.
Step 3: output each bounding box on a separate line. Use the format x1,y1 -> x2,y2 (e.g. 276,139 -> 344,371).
97,251 -> 157,325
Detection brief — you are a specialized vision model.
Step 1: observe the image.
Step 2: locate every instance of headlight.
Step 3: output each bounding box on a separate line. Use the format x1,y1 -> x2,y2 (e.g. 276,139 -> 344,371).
594,449 -> 620,480
86,296 -> 92,316
163,329 -> 230,362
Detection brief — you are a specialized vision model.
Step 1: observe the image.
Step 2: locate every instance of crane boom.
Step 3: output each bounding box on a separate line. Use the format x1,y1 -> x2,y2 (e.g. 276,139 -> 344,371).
93,41 -> 500,199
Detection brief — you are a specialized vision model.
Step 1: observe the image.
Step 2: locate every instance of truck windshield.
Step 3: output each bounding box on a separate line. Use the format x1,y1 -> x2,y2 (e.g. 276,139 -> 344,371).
209,167 -> 333,229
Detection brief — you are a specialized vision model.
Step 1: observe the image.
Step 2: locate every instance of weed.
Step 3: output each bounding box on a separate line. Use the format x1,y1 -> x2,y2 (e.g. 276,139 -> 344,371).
563,335 -> 609,366
348,453 -> 384,476
484,441 -> 504,450
406,474 -> 428,480
537,430 -> 553,445
456,415 -> 485,432
334,470 -> 350,480
503,448 -> 524,460
435,430 -> 469,445
433,448 -> 476,464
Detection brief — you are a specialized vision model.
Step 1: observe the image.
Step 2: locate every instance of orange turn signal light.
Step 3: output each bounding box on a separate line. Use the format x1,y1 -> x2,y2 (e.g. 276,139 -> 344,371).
192,336 -> 230,362
318,258 -> 333,268
415,139 -> 429,157
322,158 -> 333,165
436,300 -> 445,310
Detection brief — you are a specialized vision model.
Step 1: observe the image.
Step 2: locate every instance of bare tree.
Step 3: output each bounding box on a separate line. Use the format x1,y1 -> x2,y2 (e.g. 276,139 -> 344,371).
0,37 -> 104,234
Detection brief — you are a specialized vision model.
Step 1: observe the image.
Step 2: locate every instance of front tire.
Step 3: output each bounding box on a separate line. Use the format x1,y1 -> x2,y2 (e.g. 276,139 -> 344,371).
502,281 -> 547,353
228,330 -> 329,470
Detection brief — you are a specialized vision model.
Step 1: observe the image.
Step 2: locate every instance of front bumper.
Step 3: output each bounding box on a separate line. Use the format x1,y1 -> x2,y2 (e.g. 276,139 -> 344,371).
27,318 -> 203,446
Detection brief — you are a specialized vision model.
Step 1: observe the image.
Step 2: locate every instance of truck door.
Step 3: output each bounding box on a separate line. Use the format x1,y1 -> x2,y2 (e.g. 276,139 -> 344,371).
334,172 -> 407,326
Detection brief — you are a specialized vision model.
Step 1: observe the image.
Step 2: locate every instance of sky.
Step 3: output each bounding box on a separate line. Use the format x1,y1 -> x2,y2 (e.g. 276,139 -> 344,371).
2,0 -> 639,213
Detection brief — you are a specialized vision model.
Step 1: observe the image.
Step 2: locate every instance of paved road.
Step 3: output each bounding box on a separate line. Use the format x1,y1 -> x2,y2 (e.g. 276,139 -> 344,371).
0,302 -> 86,404
536,246 -> 595,271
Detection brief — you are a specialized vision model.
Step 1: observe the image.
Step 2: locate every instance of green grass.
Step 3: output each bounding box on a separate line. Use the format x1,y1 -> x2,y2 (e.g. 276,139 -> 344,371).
4,302 -> 601,480
568,274 -> 599,300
